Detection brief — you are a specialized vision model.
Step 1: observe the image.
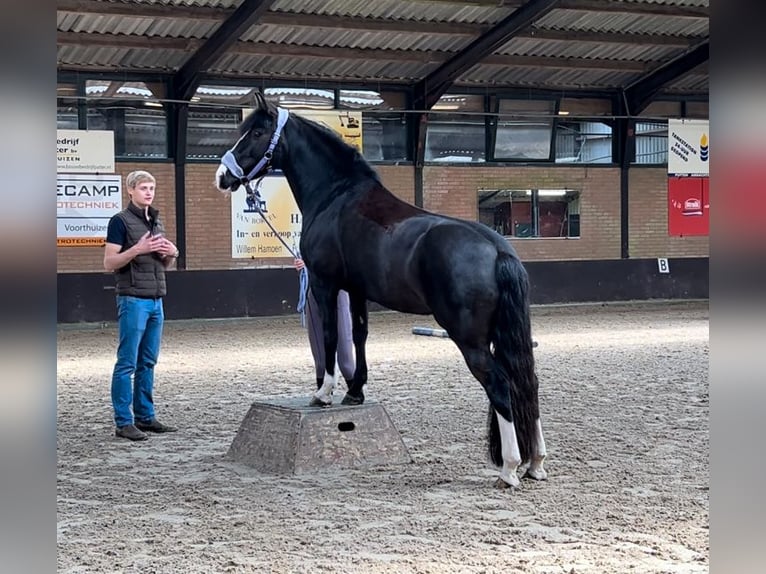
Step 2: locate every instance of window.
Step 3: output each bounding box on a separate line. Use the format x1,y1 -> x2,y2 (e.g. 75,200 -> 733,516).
493,99 -> 555,161
634,121 -> 668,164
85,80 -> 168,158
86,106 -> 167,158
57,82 -> 79,129
339,90 -> 408,161
555,121 -> 612,164
57,105 -> 79,130
478,188 -> 580,238
425,95 -> 486,162
186,110 -> 241,160
265,87 -> 334,109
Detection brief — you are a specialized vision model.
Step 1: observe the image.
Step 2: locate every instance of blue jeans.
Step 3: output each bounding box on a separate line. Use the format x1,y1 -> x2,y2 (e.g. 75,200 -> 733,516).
111,295 -> 164,427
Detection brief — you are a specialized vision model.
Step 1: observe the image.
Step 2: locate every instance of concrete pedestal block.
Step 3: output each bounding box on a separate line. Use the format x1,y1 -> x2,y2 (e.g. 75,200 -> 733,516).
226,396 -> 411,474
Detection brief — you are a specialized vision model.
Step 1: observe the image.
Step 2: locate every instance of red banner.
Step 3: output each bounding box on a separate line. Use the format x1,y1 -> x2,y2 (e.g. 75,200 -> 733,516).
668,176 -> 709,236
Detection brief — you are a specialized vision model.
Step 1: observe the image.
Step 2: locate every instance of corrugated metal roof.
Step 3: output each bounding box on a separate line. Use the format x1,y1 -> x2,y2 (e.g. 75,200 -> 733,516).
57,0 -> 709,98
460,65 -> 640,90
242,25 -> 471,53
57,13 -> 216,38
211,52 -> 435,82
538,9 -> 708,37
270,0 -> 509,25
499,38 -> 681,63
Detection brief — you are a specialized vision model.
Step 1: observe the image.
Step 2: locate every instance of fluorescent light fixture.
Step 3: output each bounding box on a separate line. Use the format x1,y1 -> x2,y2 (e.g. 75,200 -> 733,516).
558,110 -> 570,116
538,189 -> 568,196
144,101 -> 163,108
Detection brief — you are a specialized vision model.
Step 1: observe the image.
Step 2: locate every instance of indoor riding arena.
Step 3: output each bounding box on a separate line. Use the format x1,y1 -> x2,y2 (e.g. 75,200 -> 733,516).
57,301 -> 708,573
57,1 -> 709,573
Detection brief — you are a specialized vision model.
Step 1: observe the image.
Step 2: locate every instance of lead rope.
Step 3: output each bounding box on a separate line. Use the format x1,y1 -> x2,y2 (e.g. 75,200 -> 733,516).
249,177 -> 309,326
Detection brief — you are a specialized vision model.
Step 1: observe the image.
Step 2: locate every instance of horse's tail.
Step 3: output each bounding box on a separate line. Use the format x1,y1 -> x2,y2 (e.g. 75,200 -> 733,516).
487,252 -> 539,467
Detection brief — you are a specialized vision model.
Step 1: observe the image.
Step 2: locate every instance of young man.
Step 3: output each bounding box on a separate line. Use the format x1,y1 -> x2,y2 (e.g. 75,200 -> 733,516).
293,258 -> 356,389
104,170 -> 179,441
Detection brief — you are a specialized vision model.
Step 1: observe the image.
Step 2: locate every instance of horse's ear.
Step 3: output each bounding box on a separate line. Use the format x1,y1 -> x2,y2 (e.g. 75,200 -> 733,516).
253,90 -> 266,111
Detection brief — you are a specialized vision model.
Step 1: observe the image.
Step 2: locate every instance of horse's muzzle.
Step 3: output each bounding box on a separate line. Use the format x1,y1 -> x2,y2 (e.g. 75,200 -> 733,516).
215,164 -> 240,192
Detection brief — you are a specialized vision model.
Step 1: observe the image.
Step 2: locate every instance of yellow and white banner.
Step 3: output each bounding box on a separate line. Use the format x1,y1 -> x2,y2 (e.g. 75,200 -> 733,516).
231,177 -> 302,259
668,119 -> 709,176
57,174 -> 122,247
57,129 -> 115,173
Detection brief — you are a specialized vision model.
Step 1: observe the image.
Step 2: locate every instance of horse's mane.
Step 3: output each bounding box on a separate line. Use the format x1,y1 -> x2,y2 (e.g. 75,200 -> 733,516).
241,106 -> 380,185
291,113 -> 380,182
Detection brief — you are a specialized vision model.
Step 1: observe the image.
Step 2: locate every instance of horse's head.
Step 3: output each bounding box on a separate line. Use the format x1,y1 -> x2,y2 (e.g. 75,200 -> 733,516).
215,92 -> 290,193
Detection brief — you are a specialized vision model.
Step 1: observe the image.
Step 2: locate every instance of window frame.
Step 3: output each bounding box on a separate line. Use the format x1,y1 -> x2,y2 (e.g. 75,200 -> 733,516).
489,97 -> 559,163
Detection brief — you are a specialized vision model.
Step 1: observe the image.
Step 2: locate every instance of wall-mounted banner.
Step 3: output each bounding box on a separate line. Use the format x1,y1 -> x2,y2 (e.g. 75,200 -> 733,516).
668,176 -> 709,237
668,119 -> 709,176
231,176 -> 302,259
242,109 -> 363,151
57,174 -> 122,246
57,129 -> 115,173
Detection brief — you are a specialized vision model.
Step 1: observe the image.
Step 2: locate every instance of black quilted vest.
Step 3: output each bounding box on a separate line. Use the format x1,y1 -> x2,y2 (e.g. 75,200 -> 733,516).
114,202 -> 167,298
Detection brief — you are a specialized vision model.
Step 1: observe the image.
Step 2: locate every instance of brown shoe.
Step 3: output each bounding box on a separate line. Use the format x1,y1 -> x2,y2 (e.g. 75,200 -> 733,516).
135,419 -> 177,433
115,424 -> 148,441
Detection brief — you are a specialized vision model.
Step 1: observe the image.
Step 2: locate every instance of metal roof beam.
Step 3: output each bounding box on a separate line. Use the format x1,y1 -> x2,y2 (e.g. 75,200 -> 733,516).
624,40 -> 709,114
413,0 -> 560,110
173,0 -> 277,100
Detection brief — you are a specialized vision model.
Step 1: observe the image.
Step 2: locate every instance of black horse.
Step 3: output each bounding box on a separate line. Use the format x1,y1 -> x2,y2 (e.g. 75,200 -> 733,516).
216,94 -> 547,489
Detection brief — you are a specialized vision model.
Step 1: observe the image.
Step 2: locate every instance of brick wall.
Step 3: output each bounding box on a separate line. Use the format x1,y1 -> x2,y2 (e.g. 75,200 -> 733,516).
423,165 -> 622,261
57,162 -> 176,272
628,168 -> 709,258
57,161 -> 708,273
183,164 -> 417,270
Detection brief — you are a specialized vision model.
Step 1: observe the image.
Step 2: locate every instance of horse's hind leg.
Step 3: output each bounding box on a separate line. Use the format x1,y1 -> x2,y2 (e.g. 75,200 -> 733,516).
459,345 -> 522,489
493,411 -> 523,489
525,419 -> 547,481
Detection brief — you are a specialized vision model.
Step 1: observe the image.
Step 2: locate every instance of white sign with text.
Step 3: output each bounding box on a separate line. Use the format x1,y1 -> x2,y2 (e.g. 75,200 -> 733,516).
57,129 -> 115,173
57,174 -> 122,246
668,119 -> 709,176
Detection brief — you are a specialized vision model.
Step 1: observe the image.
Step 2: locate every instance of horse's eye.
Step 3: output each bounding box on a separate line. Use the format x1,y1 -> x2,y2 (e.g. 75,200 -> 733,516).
252,131 -> 262,138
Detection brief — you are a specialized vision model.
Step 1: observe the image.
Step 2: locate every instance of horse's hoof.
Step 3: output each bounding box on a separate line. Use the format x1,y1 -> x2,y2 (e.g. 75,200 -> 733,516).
308,396 -> 332,407
340,393 -> 364,406
524,467 -> 548,481
493,477 -> 519,490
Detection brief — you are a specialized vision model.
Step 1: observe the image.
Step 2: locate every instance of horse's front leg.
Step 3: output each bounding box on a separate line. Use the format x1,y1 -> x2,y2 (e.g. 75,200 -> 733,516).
342,292 -> 368,405
309,286 -> 340,407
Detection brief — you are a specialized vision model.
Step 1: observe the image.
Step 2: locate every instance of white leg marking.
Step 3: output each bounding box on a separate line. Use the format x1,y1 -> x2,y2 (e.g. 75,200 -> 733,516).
526,418 -> 548,481
496,411 -> 522,488
312,370 -> 338,405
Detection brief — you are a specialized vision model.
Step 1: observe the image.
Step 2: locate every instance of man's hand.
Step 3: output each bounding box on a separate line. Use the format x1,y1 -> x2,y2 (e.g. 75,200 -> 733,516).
156,237 -> 179,259
133,231 -> 164,255
293,258 -> 305,271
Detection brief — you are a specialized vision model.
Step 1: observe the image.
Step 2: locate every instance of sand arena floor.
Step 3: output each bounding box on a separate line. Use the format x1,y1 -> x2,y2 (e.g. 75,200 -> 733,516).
57,300 -> 709,573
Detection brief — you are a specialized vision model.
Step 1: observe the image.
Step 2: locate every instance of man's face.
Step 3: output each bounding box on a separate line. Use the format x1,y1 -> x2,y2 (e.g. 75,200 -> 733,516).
130,180 -> 155,209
